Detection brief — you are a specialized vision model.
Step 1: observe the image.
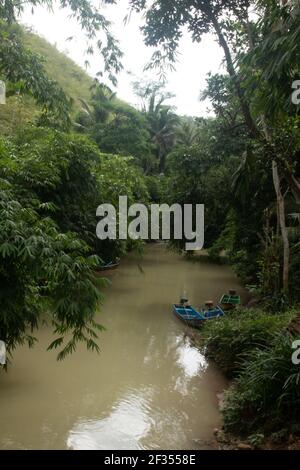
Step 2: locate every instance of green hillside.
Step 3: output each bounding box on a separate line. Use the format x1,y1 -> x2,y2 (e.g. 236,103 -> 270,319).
0,28 -> 94,135
24,30 -> 94,104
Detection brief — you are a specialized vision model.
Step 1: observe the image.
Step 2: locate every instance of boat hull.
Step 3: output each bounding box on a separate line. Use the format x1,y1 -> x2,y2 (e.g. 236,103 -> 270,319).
93,262 -> 120,275
172,304 -> 205,329
219,294 -> 241,309
172,304 -> 225,329
200,305 -> 225,318
99,262 -> 120,272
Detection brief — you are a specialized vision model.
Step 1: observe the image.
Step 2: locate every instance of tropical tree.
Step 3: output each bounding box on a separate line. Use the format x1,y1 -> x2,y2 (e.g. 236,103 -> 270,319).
134,81 -> 178,172
11,127 -> 102,248
176,119 -> 200,148
0,138 -> 104,360
76,82 -> 117,131
92,100 -> 154,172
240,0 -> 300,291
128,0 -> 258,137
125,0 -> 300,293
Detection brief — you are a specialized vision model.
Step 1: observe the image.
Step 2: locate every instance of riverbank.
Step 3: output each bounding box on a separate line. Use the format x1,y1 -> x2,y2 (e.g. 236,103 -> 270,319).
215,428 -> 300,450
193,306 -> 300,450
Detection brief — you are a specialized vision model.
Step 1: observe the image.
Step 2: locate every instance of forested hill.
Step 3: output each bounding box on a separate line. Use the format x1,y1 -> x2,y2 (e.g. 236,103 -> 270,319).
24,30 -> 94,104
0,28 -> 94,134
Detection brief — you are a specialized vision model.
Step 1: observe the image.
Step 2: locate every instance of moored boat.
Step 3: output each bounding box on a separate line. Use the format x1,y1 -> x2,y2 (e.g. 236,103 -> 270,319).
172,301 -> 225,329
98,261 -> 120,271
172,304 -> 206,328
93,259 -> 120,275
220,289 -> 241,310
199,304 -> 225,319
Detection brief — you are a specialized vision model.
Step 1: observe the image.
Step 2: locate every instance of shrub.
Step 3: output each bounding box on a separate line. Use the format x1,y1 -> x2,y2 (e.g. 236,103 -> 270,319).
0,187 -> 104,359
200,308 -> 292,377
223,332 -> 300,435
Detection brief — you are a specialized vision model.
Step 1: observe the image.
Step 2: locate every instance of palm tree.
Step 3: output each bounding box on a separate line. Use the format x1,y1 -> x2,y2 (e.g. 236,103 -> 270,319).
74,81 -> 116,131
90,81 -> 116,124
133,81 -> 179,172
176,120 -> 199,147
146,91 -> 178,172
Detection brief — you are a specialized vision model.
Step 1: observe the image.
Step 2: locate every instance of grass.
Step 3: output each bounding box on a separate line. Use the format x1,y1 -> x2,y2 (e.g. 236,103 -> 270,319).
199,308 -> 293,377
24,30 -> 93,108
199,306 -> 300,440
223,331 -> 300,436
0,28 -> 94,135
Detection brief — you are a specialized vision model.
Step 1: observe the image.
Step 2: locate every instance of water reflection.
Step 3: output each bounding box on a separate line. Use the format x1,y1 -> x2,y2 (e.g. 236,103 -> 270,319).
67,390 -> 153,450
176,337 -> 207,378
67,337 -> 208,449
173,336 -> 207,396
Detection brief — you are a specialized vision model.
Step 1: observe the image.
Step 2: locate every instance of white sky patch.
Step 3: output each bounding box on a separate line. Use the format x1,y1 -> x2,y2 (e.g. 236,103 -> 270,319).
21,1 -> 225,117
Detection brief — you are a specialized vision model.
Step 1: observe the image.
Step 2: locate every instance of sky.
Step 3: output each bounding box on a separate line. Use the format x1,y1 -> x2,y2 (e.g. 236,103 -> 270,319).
21,1 -> 225,117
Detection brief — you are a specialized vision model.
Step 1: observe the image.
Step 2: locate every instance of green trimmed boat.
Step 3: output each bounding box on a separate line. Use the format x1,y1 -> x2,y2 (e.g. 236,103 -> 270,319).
220,290 -> 241,309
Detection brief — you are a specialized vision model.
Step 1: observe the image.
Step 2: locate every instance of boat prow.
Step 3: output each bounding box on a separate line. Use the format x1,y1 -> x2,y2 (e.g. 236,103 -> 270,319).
172,304 -> 206,329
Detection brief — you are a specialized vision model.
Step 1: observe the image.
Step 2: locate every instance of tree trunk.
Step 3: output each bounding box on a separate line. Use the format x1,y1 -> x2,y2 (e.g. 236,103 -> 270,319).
262,118 -> 290,292
272,161 -> 290,292
207,9 -> 260,139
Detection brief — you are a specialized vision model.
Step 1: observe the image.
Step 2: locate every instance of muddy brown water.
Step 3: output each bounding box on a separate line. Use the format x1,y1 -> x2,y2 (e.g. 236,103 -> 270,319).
0,244 -> 244,450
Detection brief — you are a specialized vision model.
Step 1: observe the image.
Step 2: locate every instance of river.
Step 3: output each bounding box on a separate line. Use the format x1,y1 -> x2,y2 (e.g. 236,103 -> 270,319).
0,244 -> 243,450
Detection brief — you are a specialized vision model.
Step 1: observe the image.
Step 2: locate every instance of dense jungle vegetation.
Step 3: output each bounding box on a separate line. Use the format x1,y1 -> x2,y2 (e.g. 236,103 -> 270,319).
1,0 -> 300,445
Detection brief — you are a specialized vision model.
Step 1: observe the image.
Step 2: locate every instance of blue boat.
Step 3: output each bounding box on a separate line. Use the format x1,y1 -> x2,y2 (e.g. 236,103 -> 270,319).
99,261 -> 120,272
199,305 -> 225,319
172,304 -> 206,328
172,304 -> 224,329
94,259 -> 120,274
